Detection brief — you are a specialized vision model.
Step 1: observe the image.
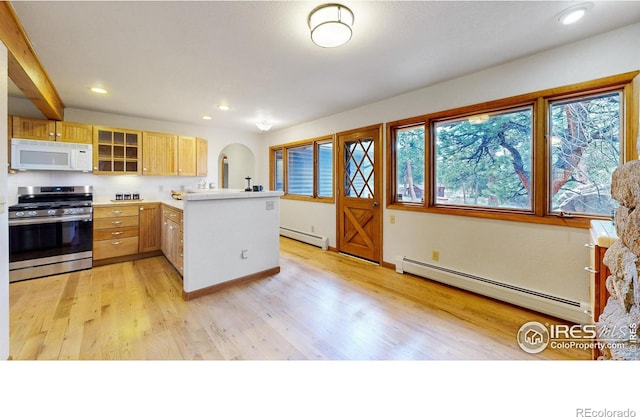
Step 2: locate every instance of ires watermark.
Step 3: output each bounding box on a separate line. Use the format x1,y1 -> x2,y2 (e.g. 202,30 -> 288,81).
516,321 -> 639,354
576,409 -> 637,417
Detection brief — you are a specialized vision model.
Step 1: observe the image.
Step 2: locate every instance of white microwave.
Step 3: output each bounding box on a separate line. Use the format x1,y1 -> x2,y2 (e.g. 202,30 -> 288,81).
11,138 -> 93,172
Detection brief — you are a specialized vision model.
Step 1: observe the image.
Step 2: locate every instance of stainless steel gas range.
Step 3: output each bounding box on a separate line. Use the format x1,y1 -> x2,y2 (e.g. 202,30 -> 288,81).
8,186 -> 93,282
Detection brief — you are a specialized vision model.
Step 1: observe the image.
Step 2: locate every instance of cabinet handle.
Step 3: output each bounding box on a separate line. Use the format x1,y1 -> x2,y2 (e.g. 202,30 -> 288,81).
584,243 -> 595,249
56,132 -> 61,137
111,231 -> 123,236
111,221 -> 123,225
49,132 -> 55,136
112,210 -> 123,214
584,266 -> 598,274
112,241 -> 122,245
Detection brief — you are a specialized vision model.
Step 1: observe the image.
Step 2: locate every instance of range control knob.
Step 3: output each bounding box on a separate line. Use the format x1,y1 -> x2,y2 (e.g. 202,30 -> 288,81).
47,209 -> 57,216
27,211 -> 37,217
15,211 -> 25,217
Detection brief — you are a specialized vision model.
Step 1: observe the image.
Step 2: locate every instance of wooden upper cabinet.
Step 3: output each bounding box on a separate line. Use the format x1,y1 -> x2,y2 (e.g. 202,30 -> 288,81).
93,126 -> 141,175
11,116 -> 93,144
196,138 -> 208,177
11,116 -> 56,140
177,135 -> 197,176
142,132 -> 178,176
55,121 -> 93,144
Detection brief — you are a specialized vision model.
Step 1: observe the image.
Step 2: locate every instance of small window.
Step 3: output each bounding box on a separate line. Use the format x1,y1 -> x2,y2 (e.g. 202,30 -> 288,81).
395,125 -> 425,203
549,91 -> 622,217
274,149 -> 283,191
270,135 -> 335,202
434,106 -> 533,210
287,144 -> 314,196
317,141 -> 333,198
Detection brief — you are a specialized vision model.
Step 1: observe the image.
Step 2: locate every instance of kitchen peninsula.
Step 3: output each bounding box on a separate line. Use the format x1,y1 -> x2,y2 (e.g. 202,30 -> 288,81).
180,189 -> 283,299
94,189 -> 283,300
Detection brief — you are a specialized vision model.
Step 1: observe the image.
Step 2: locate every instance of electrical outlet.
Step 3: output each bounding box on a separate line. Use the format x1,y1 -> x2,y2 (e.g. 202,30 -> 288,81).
241,249 -> 249,259
390,215 -> 395,224
432,250 -> 439,261
311,225 -> 315,233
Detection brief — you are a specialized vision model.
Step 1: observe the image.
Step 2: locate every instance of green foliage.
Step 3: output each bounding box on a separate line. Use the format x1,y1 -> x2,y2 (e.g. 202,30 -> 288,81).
435,108 -> 532,209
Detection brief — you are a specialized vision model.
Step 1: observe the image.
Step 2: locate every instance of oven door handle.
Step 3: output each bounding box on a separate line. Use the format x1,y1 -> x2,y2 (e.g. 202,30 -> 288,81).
9,214 -> 92,226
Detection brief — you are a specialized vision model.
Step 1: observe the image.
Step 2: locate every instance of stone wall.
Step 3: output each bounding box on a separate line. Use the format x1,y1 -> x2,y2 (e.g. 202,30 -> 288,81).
596,160 -> 640,359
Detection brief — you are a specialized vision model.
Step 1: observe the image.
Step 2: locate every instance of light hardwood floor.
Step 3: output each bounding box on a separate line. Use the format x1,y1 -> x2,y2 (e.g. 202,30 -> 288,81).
9,237 -> 590,360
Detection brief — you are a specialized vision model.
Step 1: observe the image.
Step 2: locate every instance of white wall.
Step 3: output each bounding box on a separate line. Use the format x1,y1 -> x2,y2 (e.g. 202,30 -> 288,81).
6,106 -> 262,203
260,23 -> 640,307
1,44 -> 10,359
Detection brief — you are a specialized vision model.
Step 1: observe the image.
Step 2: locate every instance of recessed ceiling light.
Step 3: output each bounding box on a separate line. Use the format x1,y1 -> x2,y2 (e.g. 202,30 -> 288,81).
217,104 -> 230,111
557,2 -> 593,25
202,115 -> 212,120
90,86 -> 108,94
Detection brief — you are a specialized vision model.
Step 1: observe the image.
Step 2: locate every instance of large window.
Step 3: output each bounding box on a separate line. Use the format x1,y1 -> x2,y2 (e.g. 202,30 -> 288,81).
387,72 -> 638,227
270,135 -> 334,202
549,91 -> 621,216
435,106 -> 533,210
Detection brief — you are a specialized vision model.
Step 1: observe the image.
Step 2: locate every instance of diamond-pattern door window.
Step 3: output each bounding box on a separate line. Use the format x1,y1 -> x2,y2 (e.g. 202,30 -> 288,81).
344,138 -> 374,198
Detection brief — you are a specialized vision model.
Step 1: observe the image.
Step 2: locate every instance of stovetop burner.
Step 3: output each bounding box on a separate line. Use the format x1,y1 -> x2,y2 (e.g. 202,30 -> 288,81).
9,185 -> 94,220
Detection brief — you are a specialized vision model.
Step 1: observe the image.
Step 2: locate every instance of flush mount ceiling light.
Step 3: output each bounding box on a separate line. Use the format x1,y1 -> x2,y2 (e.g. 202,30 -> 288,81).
556,2 -> 593,25
90,86 -> 108,94
217,104 -> 230,111
202,115 -> 212,120
256,121 -> 272,131
308,3 -> 354,48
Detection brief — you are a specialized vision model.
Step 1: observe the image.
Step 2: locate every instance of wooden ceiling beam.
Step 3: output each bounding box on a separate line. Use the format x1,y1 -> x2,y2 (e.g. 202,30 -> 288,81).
0,1 -> 64,120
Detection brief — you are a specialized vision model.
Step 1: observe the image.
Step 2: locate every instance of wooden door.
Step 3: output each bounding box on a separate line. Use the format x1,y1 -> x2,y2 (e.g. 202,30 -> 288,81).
336,124 -> 382,263
11,116 -> 55,140
55,121 -> 93,144
196,138 -> 208,177
178,136 -> 196,176
142,132 -> 178,176
139,204 -> 161,253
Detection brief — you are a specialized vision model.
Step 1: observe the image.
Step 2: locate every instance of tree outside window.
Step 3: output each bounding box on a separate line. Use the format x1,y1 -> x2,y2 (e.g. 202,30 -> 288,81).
434,107 -> 533,210
549,91 -> 621,216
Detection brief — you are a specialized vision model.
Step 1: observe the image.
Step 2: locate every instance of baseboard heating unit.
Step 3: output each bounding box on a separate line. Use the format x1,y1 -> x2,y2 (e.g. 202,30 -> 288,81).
398,257 -> 591,324
280,227 -> 329,251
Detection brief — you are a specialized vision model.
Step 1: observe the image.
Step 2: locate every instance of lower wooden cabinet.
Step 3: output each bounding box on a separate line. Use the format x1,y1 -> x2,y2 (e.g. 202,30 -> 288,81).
93,203 -> 182,270
139,203 -> 161,253
161,205 -> 184,275
93,205 -> 140,260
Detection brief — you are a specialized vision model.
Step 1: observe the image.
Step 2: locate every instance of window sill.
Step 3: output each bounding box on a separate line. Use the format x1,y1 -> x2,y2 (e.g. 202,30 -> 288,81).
386,202 -> 607,229
282,195 -> 335,204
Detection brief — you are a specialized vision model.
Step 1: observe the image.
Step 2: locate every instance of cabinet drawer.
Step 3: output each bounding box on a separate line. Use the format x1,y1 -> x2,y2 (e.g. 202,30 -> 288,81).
162,208 -> 183,224
93,236 -> 139,260
94,215 -> 139,229
94,205 -> 139,219
94,226 -> 139,241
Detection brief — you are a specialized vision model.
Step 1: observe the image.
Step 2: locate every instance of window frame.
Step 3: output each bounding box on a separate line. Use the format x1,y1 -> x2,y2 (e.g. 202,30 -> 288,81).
269,135 -> 335,203
386,71 -> 639,228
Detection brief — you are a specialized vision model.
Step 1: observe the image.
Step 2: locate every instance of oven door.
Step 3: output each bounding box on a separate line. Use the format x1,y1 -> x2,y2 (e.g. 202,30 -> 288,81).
9,215 -> 93,282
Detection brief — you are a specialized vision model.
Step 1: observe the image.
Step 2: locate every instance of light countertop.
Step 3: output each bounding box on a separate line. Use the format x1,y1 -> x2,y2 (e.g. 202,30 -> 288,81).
94,198 -> 184,210
590,220 -> 618,248
182,189 -> 283,201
